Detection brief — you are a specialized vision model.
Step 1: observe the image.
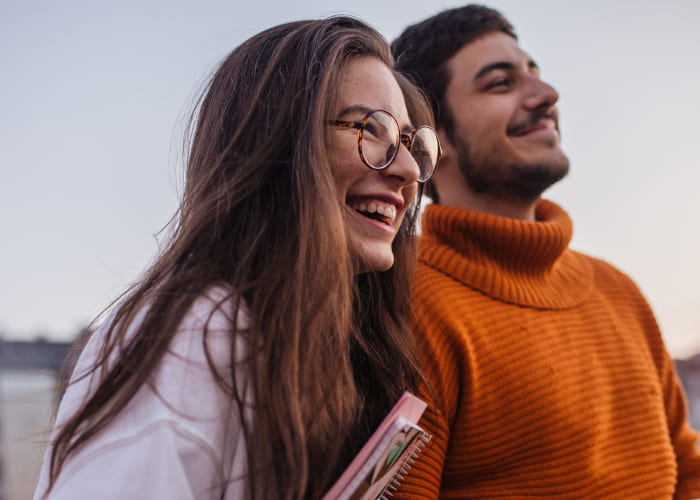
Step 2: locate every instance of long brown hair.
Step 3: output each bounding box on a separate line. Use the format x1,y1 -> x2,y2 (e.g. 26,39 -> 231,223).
48,17 -> 431,499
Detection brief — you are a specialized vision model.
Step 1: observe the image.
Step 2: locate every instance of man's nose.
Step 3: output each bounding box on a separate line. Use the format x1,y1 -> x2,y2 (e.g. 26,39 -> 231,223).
523,76 -> 559,111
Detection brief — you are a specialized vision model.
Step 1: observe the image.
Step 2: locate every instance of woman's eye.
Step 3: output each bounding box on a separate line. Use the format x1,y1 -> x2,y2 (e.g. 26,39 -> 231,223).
364,124 -> 379,137
364,124 -> 392,143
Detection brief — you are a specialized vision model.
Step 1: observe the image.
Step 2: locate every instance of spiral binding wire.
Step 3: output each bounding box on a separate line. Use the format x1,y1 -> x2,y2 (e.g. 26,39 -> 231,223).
379,431 -> 432,500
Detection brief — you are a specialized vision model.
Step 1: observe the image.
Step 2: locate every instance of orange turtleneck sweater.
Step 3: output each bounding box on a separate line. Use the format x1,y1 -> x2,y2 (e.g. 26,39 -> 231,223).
396,200 -> 700,499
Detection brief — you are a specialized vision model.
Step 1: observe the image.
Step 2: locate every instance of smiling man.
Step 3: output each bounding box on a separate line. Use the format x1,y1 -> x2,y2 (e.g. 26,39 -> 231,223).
391,5 -> 700,499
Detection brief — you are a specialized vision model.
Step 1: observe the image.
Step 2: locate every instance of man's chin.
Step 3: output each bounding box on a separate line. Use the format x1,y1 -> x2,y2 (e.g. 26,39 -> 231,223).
464,158 -> 569,201
457,142 -> 570,198
509,158 -> 570,198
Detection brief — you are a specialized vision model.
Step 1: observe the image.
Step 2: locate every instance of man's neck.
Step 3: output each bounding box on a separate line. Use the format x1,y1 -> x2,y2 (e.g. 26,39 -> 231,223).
435,185 -> 539,222
430,159 -> 542,221
452,195 -> 538,221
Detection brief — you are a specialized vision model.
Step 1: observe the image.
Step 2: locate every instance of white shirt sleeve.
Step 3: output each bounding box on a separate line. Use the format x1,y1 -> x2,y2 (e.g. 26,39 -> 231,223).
34,287 -> 254,500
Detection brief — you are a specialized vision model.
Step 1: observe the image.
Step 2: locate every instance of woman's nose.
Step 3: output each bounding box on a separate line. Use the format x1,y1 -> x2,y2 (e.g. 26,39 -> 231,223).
382,144 -> 420,184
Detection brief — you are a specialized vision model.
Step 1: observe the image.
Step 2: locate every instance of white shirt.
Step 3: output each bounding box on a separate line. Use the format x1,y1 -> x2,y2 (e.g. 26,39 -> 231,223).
34,287 -> 254,500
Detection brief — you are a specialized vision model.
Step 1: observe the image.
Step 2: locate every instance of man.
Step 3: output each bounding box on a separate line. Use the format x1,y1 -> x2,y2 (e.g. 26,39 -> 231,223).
391,5 -> 700,499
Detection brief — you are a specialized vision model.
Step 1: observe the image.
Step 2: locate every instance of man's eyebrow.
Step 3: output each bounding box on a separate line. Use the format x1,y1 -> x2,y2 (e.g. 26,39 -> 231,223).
474,61 -> 514,81
473,59 -> 540,81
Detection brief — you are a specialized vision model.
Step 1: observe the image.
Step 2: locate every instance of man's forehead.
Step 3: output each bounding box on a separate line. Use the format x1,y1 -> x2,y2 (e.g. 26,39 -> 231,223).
447,32 -> 533,78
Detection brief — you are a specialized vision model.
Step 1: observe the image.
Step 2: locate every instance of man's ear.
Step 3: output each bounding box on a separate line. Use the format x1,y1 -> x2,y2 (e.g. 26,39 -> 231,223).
429,126 -> 469,207
436,127 -> 455,171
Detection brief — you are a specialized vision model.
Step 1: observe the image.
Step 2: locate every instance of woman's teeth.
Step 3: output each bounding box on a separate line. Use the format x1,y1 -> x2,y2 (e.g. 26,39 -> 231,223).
350,201 -> 396,223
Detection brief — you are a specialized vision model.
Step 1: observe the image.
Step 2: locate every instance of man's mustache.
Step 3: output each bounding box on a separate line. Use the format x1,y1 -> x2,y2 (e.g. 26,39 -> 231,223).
507,110 -> 558,136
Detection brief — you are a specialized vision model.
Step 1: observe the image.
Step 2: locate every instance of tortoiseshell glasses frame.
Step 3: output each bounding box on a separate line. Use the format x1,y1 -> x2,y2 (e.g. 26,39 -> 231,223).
328,109 -> 441,183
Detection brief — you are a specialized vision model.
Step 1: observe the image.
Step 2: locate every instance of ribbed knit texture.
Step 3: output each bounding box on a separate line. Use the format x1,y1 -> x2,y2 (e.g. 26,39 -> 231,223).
396,200 -> 700,499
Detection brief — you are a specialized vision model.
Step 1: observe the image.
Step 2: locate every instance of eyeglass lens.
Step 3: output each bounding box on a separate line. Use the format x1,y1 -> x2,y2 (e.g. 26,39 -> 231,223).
410,127 -> 440,181
361,111 -> 439,181
360,111 -> 399,170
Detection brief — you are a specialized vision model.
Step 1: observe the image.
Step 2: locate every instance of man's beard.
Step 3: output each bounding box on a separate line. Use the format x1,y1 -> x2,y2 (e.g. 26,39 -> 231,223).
454,133 -> 570,202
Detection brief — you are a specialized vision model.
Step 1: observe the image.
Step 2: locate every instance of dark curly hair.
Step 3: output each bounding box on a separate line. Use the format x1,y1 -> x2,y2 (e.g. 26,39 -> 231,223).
392,5 -> 516,140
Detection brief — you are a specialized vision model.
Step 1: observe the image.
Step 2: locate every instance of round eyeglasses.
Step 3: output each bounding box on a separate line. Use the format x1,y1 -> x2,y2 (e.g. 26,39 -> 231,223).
329,109 -> 441,183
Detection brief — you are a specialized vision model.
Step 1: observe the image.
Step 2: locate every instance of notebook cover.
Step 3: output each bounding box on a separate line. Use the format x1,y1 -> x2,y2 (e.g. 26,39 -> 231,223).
322,392 -> 430,500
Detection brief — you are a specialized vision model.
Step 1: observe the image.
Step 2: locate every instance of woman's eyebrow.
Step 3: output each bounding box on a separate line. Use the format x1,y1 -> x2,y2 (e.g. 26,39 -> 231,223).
336,104 -> 374,117
336,104 -> 414,132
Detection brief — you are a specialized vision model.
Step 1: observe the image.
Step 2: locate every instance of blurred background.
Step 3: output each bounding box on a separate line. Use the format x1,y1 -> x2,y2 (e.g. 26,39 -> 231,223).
2,1 -> 699,498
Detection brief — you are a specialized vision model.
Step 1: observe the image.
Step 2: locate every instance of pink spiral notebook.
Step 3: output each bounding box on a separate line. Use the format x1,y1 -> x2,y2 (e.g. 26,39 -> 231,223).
322,392 -> 431,500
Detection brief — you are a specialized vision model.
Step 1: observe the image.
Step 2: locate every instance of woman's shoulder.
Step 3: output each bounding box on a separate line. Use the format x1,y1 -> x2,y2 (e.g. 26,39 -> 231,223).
59,285 -> 254,445
179,284 -> 248,332
70,285 -> 248,383
136,286 -> 250,444
168,285 -> 251,366
37,286 -> 254,499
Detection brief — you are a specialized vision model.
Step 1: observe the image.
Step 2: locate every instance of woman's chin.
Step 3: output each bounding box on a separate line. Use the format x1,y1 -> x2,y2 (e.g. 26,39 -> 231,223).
354,248 -> 395,274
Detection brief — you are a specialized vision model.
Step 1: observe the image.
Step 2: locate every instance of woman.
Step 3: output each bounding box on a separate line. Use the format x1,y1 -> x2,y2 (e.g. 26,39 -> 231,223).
34,16 -> 440,500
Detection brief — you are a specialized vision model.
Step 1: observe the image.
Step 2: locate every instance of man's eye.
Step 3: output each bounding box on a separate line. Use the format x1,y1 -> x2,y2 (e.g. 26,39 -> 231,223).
487,78 -> 511,90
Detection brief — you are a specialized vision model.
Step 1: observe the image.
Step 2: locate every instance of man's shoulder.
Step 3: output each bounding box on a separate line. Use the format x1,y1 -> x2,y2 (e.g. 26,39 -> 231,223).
412,257 -> 482,302
411,259 -> 487,344
568,249 -> 645,296
414,255 -> 457,284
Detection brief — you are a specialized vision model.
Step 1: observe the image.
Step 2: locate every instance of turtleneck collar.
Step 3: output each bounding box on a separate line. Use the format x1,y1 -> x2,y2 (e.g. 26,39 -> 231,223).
418,199 -> 593,309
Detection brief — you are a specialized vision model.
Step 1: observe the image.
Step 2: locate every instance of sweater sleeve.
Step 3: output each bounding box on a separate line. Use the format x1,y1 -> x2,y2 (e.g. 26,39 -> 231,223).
658,347 -> 700,499
391,291 -> 466,499
618,271 -> 700,499
37,422 -> 246,500
391,400 -> 449,499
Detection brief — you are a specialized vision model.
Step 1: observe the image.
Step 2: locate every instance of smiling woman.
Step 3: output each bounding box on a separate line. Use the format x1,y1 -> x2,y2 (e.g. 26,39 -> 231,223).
32,16 -> 438,500
330,57 -> 439,272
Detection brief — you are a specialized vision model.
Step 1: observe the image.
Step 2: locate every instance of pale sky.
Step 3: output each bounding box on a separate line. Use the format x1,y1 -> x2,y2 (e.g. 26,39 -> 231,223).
2,0 -> 699,358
